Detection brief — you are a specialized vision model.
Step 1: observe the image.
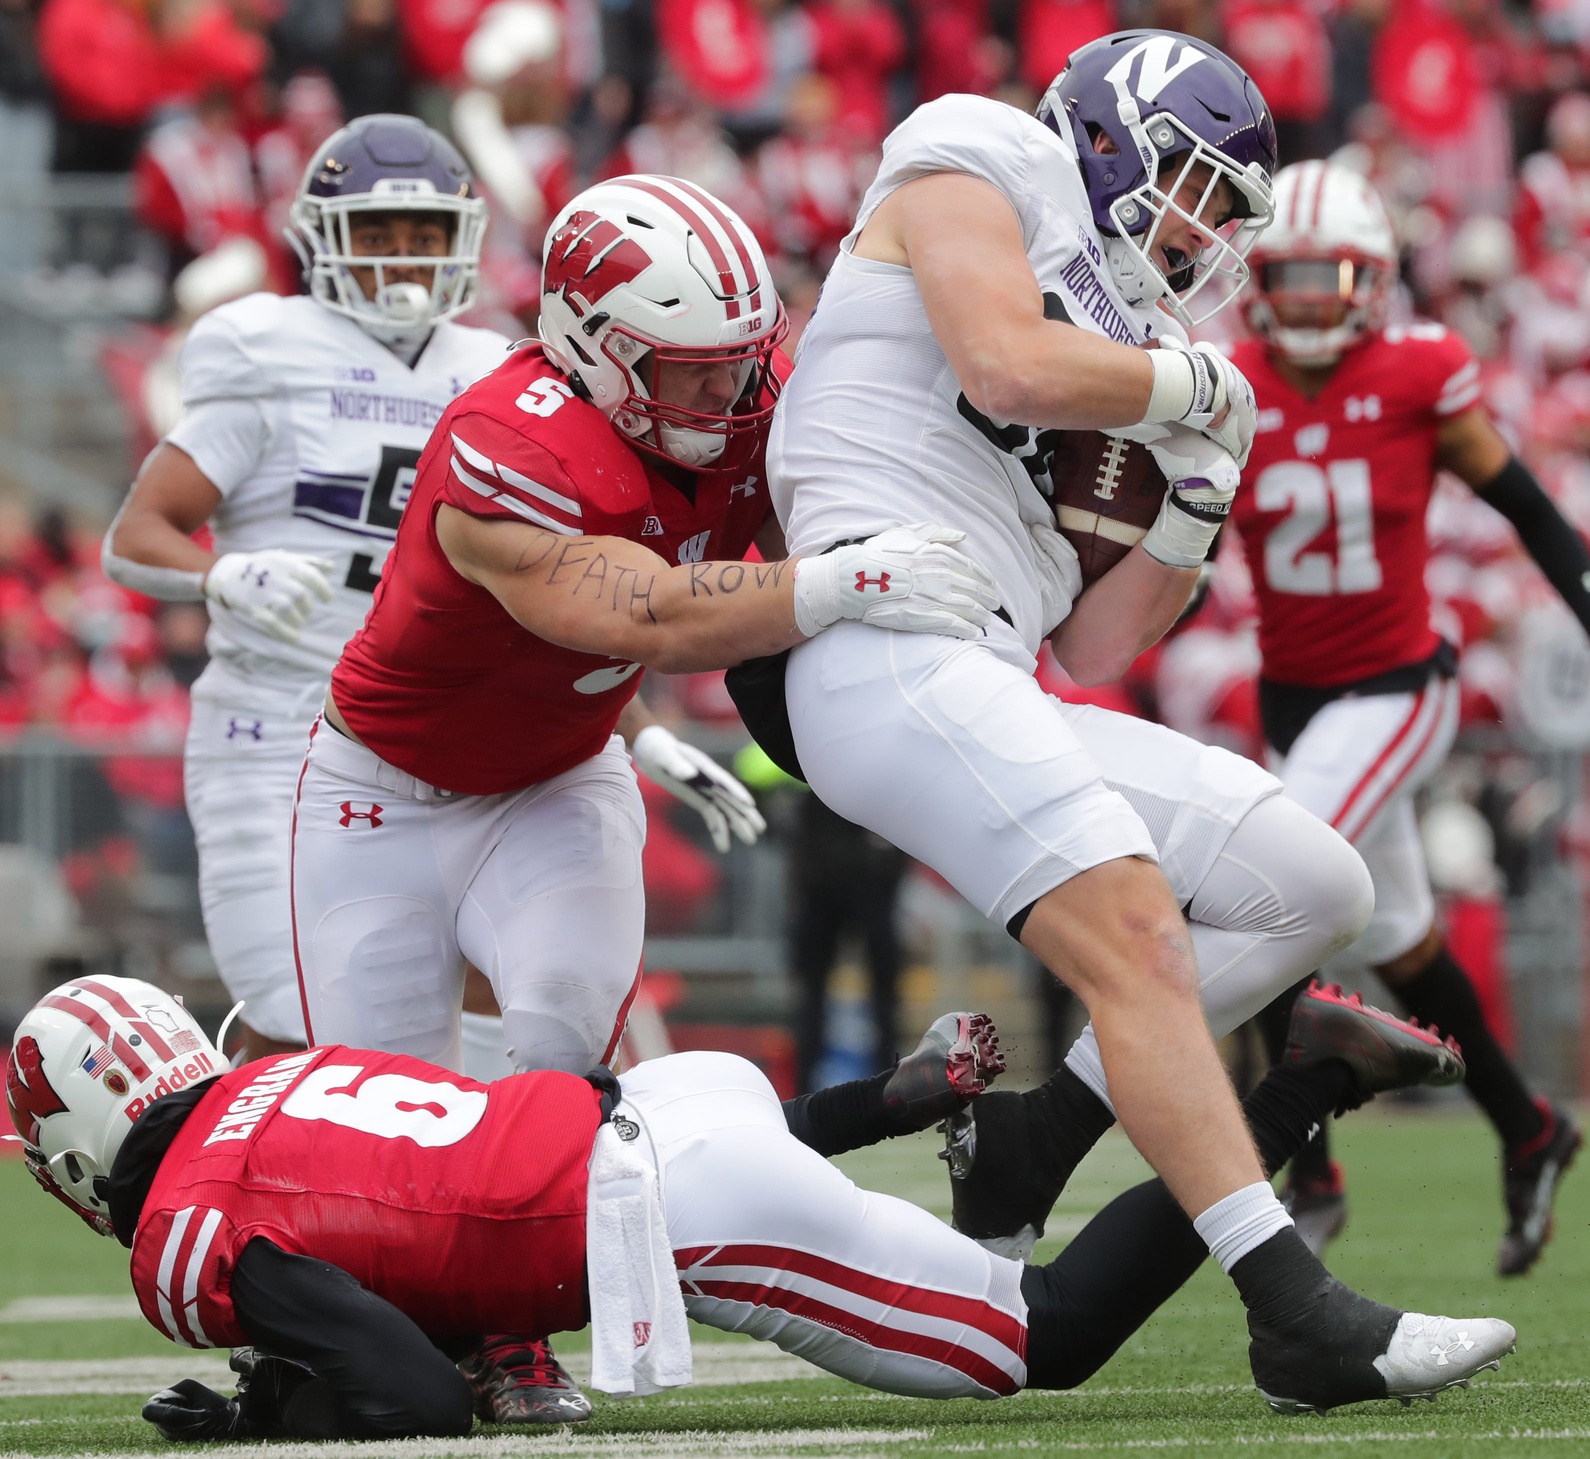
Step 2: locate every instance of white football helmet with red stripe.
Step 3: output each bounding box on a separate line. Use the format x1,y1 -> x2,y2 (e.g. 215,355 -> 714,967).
5,977 -> 223,1236
1244,161 -> 1398,367
538,175 -> 785,470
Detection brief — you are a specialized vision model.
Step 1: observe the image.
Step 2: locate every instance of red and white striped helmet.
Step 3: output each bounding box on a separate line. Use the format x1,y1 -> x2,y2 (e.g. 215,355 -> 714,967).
5,977 -> 223,1236
538,175 -> 785,470
1244,161 -> 1398,367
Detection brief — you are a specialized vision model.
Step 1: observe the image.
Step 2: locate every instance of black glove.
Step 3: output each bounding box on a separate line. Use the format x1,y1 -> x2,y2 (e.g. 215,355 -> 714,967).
142,1379 -> 247,1442
230,1346 -> 318,1436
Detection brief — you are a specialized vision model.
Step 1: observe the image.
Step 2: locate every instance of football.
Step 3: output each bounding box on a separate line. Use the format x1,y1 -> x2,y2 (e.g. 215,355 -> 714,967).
1049,432 -> 1168,583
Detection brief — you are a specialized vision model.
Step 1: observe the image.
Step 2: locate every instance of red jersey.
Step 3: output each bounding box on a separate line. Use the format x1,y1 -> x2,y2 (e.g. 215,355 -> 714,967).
1228,325 -> 1482,688
332,345 -> 773,794
130,1046 -> 604,1348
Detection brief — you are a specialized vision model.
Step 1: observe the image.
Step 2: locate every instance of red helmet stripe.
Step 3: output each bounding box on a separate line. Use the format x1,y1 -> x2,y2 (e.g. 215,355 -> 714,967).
72,979 -> 177,1063
662,176 -> 762,292
619,177 -> 745,320
39,993 -> 153,1082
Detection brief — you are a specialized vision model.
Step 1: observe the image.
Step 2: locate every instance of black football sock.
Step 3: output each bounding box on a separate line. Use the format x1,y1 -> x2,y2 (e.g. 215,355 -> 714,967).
781,1071 -> 895,1156
1021,1064 -> 1118,1198
1390,946 -> 1544,1150
1020,1058 -> 1353,1389
1255,979 -> 1335,1183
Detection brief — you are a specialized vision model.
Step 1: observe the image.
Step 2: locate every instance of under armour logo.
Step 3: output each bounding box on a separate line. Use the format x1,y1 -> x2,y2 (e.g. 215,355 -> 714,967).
854,572 -> 891,593
633,1320 -> 652,1348
338,802 -> 384,828
1430,1332 -> 1475,1366
248,567 -> 270,588
226,718 -> 263,741
730,475 -> 759,499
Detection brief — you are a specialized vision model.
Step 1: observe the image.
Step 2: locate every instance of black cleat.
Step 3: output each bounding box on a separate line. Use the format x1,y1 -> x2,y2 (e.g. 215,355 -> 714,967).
1249,1275 -> 1516,1415
939,1092 -> 1048,1260
1284,981 -> 1465,1111
883,1011 -> 1004,1130
458,1335 -> 591,1425
1498,1097 -> 1582,1277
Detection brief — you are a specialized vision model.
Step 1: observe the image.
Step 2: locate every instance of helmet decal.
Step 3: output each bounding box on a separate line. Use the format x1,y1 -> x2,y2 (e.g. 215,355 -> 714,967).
1104,34 -> 1208,106
7,1035 -> 67,1145
546,211 -> 654,312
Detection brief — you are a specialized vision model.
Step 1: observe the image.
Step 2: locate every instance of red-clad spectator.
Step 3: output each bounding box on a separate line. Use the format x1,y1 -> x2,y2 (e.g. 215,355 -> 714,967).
806,0 -> 904,143
756,73 -> 877,266
914,0 -> 1000,102
255,71 -> 344,246
1515,91 -> 1590,269
37,0 -> 266,137
1018,0 -> 1113,97
397,0 -> 492,83
134,92 -> 269,272
1222,0 -> 1331,157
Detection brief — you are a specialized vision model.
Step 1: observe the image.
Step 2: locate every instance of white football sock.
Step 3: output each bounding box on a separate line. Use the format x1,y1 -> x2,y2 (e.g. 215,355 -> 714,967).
460,1011 -> 514,1082
1193,1181 -> 1295,1273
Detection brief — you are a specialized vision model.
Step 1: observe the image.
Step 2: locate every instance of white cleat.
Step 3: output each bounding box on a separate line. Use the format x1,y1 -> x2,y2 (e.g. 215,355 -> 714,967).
1372,1314 -> 1517,1406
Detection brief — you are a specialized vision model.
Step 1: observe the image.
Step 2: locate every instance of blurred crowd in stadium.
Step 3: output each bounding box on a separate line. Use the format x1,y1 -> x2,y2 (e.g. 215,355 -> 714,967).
0,0 -> 1587,1080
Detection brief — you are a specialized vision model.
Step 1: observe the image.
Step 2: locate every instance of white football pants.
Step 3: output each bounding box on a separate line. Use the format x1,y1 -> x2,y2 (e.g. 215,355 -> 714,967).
291,719 -> 645,1075
785,624 -> 1373,1109
184,661 -> 323,1044
1271,677 -> 1461,966
619,1051 -> 1028,1399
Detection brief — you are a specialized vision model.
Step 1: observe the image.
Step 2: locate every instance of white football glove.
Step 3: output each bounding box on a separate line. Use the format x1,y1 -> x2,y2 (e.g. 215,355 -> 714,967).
203,550 -> 336,646
631,723 -> 766,853
1137,336 -> 1258,468
1134,424 -> 1241,570
792,524 -> 999,639
1027,519 -> 1083,626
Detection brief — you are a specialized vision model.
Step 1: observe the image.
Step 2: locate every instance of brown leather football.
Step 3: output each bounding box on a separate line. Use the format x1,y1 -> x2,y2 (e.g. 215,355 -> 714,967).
1049,432 -> 1168,584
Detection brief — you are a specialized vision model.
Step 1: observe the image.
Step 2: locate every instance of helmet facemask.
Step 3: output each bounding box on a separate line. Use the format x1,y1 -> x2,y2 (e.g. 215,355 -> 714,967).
289,188 -> 488,342
1248,254 -> 1390,367
1102,112 -> 1274,327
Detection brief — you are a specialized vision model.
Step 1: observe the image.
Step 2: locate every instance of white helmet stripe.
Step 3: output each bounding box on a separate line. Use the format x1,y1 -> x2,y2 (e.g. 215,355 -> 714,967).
38,990 -> 153,1082
665,176 -> 765,309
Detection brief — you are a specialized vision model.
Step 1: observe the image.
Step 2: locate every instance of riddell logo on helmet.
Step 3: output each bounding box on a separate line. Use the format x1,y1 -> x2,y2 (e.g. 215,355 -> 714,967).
546,212 -> 652,309
123,1050 -> 219,1123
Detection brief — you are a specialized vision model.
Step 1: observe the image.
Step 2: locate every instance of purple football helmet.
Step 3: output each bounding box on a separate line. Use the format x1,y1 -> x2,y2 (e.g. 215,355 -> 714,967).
288,113 -> 488,340
1038,31 -> 1278,326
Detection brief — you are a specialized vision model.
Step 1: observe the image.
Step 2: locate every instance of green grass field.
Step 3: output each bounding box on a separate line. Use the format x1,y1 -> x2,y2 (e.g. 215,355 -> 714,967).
2,1106 -> 1585,1457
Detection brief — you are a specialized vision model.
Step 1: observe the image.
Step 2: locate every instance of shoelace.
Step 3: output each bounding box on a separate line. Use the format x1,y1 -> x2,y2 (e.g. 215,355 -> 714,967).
475,1344 -> 566,1389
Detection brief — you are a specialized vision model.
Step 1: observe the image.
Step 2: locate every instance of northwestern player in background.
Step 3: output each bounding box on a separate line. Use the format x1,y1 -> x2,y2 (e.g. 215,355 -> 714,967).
1230,161 -> 1585,1275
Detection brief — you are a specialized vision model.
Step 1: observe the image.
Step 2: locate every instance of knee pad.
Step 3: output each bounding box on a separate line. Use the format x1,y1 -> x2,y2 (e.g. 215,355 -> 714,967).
500,996 -> 614,1075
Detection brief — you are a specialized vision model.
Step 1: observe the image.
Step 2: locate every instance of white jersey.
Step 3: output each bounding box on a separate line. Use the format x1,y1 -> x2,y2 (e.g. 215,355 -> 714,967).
769,94 -> 1173,653
166,293 -> 510,685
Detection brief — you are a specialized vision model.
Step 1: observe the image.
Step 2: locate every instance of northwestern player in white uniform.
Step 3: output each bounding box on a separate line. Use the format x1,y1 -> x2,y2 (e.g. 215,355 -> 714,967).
102,116 -> 513,1066
764,32 -> 1508,1410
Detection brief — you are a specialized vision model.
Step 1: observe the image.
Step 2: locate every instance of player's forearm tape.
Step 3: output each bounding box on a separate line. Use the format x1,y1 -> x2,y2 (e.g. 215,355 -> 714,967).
1479,457 -> 1590,635
1142,491 -> 1223,569
1141,348 -> 1222,426
100,539 -> 207,601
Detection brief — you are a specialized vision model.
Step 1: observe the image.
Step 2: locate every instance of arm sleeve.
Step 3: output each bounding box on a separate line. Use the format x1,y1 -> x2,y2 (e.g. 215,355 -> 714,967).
1477,457 -> 1590,637
229,1239 -> 472,1440
164,397 -> 271,499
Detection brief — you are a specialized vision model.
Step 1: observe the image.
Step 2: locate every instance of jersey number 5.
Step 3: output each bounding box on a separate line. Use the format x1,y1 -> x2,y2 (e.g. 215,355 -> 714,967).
1255,459 -> 1382,596
280,1064 -> 487,1147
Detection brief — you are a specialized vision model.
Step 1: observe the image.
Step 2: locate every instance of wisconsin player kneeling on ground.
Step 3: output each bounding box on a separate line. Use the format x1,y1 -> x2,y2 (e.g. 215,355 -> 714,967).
291,175 -> 994,1422
1229,161 -> 1586,1273
5,977 -> 1513,1437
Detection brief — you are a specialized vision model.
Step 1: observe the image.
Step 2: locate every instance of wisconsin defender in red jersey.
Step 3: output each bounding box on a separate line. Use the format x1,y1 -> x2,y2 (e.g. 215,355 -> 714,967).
1229,161 -> 1588,1275
10,978 -> 1510,1441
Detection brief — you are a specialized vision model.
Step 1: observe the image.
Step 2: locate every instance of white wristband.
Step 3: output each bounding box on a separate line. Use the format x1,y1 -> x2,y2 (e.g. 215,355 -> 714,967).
1143,348 -> 1197,424
1141,492 -> 1220,570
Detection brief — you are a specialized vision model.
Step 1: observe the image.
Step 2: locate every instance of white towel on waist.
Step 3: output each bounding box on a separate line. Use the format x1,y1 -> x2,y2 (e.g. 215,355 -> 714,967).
585,1115 -> 693,1396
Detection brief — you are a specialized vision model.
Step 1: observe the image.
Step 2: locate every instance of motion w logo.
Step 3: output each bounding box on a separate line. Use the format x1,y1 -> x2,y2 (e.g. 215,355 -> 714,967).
338,802 -> 384,828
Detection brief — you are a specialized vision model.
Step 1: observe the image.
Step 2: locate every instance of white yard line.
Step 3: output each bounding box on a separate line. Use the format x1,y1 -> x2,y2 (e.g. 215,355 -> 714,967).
5,1427 -> 929,1459
0,1297 -> 142,1324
